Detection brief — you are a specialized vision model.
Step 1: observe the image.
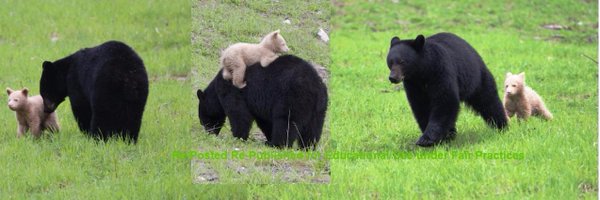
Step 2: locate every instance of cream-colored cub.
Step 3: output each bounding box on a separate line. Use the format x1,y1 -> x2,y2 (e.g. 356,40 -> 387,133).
7,88 -> 60,138
220,30 -> 290,88
503,72 -> 553,120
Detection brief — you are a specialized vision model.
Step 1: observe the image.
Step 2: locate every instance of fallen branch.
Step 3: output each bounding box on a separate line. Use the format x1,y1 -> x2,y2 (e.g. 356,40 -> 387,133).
582,54 -> 598,64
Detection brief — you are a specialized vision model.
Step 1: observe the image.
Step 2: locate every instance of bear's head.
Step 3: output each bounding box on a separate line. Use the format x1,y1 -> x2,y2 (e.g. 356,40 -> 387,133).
197,88 -> 226,135
6,88 -> 28,111
504,72 -> 525,96
39,61 -> 68,113
386,35 -> 425,84
261,30 -> 289,53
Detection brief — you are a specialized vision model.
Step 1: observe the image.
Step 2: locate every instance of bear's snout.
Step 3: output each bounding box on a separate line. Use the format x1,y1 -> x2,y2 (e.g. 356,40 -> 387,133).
389,76 -> 401,84
43,101 -> 55,113
7,103 -> 16,111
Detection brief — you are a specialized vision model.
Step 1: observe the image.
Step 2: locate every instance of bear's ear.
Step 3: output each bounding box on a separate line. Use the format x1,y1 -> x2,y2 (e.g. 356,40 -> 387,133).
21,88 -> 28,96
506,72 -> 513,77
390,36 -> 400,47
196,89 -> 204,100
6,87 -> 13,95
412,35 -> 425,51
518,72 -> 525,81
272,30 -> 280,38
42,61 -> 53,69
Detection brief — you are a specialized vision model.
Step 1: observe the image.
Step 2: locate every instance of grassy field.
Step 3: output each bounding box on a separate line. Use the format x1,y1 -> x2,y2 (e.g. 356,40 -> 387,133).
325,0 -> 598,198
0,0 -> 204,198
191,0 -> 332,184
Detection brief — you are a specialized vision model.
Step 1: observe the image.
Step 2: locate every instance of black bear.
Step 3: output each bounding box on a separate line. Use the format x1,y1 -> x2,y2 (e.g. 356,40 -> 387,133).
386,32 -> 507,147
197,55 -> 328,149
40,41 -> 149,143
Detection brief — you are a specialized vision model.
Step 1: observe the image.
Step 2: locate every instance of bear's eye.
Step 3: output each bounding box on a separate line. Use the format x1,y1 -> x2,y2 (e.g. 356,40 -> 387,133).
512,85 -> 516,87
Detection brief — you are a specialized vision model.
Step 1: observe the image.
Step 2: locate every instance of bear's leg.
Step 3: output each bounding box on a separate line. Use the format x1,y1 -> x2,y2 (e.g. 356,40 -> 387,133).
44,113 -> 60,133
30,118 -> 42,138
88,99 -> 145,143
69,98 -> 93,133
447,123 -> 457,140
537,102 -> 553,120
505,108 -> 515,118
269,108 -> 298,148
220,94 -> 253,140
17,123 -> 27,138
231,59 -> 247,89
259,54 -> 278,67
466,78 -> 508,129
414,82 -> 460,147
255,118 -> 273,142
222,68 -> 233,80
416,94 -> 460,147
516,104 -> 532,120
403,82 -> 431,133
298,115 -> 325,150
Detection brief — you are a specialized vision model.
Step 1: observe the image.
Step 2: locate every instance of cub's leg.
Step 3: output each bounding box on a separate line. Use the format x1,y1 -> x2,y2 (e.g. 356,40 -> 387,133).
231,58 -> 248,88
30,118 -> 42,138
536,101 -> 553,120
516,104 -> 532,120
259,54 -> 278,67
221,58 -> 234,80
17,123 -> 27,138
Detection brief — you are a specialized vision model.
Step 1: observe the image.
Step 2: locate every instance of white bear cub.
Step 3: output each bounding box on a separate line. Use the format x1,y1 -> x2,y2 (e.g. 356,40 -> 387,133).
220,30 -> 290,88
7,88 -> 60,138
503,72 -> 553,120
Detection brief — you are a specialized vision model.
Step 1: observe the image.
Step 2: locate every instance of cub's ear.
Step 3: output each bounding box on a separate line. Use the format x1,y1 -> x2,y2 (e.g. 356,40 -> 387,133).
6,87 -> 13,95
42,61 -> 53,69
196,89 -> 204,99
412,35 -> 425,51
272,30 -> 280,37
21,88 -> 28,96
390,36 -> 400,47
518,72 -> 525,81
506,72 -> 513,77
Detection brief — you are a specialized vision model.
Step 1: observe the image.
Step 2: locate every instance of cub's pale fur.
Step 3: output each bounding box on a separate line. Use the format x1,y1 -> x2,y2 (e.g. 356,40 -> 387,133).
220,30 -> 289,88
7,88 -> 59,138
503,72 -> 553,120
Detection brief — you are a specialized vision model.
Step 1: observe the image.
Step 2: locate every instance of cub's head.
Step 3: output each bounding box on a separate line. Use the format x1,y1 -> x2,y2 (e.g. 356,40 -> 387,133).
504,72 -> 525,96
6,88 -> 28,111
261,30 -> 289,53
386,35 -> 425,84
40,61 -> 68,113
197,88 -> 225,135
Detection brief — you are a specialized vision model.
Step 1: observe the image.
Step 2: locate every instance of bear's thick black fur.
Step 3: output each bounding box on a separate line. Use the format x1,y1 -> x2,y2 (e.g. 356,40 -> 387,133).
197,55 -> 328,149
386,32 -> 507,147
40,41 -> 149,143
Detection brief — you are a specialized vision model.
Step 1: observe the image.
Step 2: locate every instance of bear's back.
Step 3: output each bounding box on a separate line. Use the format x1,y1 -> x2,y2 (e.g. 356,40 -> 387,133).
214,55 -> 327,121
60,41 -> 148,102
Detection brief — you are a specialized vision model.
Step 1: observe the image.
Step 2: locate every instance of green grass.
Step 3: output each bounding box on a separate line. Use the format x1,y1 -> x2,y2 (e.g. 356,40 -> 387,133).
0,0 -> 205,199
191,0 -> 332,184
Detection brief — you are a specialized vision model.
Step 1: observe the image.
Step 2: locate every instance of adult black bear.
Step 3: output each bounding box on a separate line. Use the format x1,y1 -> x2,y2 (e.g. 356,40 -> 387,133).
197,55 -> 328,149
386,33 -> 507,147
40,41 -> 149,143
